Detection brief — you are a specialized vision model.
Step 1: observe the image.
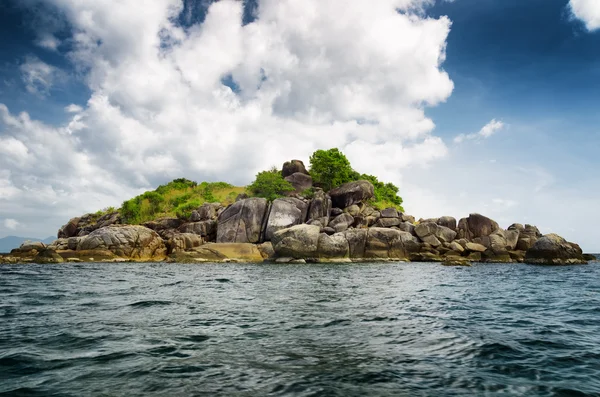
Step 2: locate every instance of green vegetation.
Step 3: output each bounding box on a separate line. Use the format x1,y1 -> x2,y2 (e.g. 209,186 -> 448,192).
308,148 -> 404,211
119,179 -> 245,224
309,148 -> 356,191
248,168 -> 295,201
359,174 -> 404,212
106,148 -> 404,225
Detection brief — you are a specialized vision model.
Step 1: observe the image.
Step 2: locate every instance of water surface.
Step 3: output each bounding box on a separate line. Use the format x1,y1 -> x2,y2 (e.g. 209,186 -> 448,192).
1,260 -> 599,396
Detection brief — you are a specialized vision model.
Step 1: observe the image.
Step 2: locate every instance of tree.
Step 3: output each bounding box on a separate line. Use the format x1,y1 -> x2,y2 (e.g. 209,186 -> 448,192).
248,168 -> 295,201
360,174 -> 404,212
309,148 -> 357,191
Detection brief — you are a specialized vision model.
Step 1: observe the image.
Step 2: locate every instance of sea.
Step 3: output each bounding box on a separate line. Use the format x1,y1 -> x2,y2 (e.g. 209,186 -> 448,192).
1,258 -> 599,396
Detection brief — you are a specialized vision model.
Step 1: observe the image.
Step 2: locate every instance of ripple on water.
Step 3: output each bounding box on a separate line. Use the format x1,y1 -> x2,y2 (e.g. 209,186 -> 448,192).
0,262 -> 599,396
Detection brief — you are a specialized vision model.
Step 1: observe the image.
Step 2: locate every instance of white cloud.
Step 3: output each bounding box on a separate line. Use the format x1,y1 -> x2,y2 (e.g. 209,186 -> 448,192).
64,104 -> 83,113
454,119 -> 504,143
570,0 -> 600,31
3,219 -> 20,230
36,33 -> 61,51
0,0 -> 455,239
19,56 -> 62,96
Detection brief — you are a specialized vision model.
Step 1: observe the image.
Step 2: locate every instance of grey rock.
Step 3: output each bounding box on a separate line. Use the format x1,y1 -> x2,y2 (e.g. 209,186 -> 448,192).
365,228 -> 417,260
216,198 -> 269,244
77,225 -> 167,260
167,233 -> 204,253
398,222 -> 416,235
58,217 -> 80,238
282,160 -> 309,178
437,216 -> 457,231
465,242 -> 487,253
343,229 -> 368,258
178,220 -> 218,238
457,213 -> 499,241
525,234 -> 586,265
380,208 -> 399,218
328,180 -> 374,209
307,190 -> 331,225
317,233 -> 349,258
329,213 -> 354,233
323,227 -> 336,235
330,208 -> 343,217
415,222 -> 457,246
19,241 -> 46,252
285,172 -> 313,194
375,217 -> 402,228
191,203 -> 221,222
344,204 -> 361,217
265,197 -> 309,240
272,224 -> 321,259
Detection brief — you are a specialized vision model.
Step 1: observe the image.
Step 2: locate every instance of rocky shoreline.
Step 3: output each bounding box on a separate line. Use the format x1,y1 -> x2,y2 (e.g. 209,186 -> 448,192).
0,161 -> 593,266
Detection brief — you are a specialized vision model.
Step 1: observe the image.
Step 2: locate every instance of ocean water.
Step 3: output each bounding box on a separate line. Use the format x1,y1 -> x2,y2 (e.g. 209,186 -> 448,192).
1,260 -> 599,396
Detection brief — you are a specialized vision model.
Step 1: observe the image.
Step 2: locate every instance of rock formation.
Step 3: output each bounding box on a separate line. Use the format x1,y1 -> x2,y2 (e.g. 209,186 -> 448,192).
2,159 -> 591,266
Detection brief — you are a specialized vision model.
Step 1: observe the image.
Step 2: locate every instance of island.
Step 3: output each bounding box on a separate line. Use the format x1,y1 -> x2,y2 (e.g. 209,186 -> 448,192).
0,149 -> 593,266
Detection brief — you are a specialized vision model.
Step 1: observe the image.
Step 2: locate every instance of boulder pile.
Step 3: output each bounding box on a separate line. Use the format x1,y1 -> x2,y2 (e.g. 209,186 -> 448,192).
1,160 -> 590,265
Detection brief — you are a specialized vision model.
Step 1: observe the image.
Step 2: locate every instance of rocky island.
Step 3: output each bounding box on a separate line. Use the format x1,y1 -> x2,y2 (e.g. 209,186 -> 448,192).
0,149 -> 592,266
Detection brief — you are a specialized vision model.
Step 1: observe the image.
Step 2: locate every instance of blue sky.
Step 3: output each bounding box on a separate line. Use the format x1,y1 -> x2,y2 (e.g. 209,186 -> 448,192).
0,0 -> 598,251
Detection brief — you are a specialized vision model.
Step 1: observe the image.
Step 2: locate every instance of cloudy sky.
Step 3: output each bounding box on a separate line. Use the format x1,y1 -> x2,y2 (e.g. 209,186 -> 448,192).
0,0 -> 598,251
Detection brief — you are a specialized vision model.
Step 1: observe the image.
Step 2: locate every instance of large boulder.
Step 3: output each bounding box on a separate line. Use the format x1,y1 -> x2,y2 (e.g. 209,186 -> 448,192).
171,243 -> 264,263
191,203 -> 221,222
282,160 -> 309,178
216,198 -> 269,244
317,233 -> 350,258
272,224 -> 321,259
457,214 -> 499,241
178,220 -> 218,240
77,225 -> 167,260
284,173 -> 313,194
525,234 -> 586,265
465,242 -> 487,253
18,241 -> 46,252
328,180 -> 374,209
437,216 -> 457,231
516,224 -> 542,251
415,222 -> 457,247
483,229 -> 519,252
307,189 -> 332,227
329,213 -> 354,233
34,248 -> 65,264
343,229 -> 368,258
167,233 -> 204,253
265,198 -> 309,240
375,217 -> 402,228
58,217 -> 80,238
380,208 -> 399,218
364,228 -> 418,260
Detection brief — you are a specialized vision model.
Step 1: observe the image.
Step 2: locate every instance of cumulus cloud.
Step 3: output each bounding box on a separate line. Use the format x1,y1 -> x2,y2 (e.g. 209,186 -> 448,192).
454,119 -> 504,143
3,219 -> 20,230
570,0 -> 600,31
19,55 -> 63,96
0,0 -> 455,237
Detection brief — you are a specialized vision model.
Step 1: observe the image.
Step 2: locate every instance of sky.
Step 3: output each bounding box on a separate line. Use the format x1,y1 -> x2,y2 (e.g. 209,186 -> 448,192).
0,0 -> 598,251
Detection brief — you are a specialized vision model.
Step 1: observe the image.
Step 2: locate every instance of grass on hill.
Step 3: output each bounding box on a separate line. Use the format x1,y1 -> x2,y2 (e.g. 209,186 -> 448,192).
115,179 -> 247,225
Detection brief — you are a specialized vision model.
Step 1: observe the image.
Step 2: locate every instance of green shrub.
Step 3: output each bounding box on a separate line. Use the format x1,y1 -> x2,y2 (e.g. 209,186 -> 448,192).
175,199 -> 202,220
248,168 -> 295,201
360,174 -> 404,212
309,148 -> 357,191
301,188 -> 315,199
155,178 -> 197,195
121,197 -> 142,224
